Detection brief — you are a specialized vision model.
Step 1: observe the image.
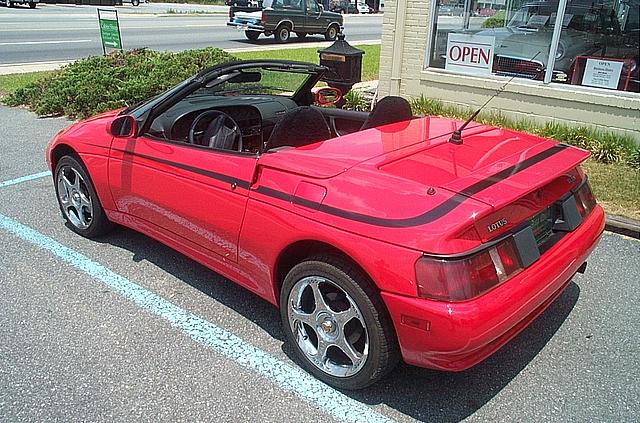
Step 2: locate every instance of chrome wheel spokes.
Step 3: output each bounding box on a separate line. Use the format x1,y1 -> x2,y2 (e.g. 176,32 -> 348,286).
57,166 -> 93,230
288,276 -> 369,378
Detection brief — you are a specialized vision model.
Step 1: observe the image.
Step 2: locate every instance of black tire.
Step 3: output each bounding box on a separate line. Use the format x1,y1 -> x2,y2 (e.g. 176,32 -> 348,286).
280,254 -> 400,390
131,0 -> 140,6
29,1 -> 36,7
274,24 -> 290,43
8,1 -> 14,7
54,156 -> 114,238
324,25 -> 338,41
245,30 -> 260,40
295,32 -> 307,39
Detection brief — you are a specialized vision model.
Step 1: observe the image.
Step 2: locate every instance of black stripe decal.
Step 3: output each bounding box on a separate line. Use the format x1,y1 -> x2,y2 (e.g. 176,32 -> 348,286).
114,144 -> 568,228
256,144 -> 569,228
113,148 -> 251,189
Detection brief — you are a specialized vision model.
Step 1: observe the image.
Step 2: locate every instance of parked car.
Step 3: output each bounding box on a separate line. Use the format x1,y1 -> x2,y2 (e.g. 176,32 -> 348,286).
475,1 -> 621,81
2,0 -> 38,8
228,0 -> 343,42
330,0 -> 357,14
357,2 -> 372,14
46,59 -> 605,389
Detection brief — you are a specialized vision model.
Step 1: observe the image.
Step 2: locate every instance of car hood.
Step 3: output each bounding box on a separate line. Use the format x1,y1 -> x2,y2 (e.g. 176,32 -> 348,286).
477,27 -> 554,62
255,117 -> 589,253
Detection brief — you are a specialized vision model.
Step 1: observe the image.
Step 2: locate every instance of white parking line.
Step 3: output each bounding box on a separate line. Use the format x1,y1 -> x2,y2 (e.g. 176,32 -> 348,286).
0,172 -> 397,423
0,40 -> 93,46
0,171 -> 51,188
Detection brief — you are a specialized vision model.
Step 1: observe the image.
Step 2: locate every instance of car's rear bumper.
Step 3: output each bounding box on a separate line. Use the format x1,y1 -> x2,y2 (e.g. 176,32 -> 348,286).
381,204 -> 605,371
227,21 -> 265,31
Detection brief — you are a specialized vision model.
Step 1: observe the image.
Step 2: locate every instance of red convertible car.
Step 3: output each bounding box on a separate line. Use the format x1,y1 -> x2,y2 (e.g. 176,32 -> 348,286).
47,60 -> 605,389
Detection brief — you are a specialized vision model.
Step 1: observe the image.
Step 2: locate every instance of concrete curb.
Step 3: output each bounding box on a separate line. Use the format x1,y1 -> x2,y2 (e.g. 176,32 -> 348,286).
605,214 -> 640,239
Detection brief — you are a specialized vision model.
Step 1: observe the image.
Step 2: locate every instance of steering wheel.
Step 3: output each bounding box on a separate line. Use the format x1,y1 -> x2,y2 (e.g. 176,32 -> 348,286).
188,110 -> 243,152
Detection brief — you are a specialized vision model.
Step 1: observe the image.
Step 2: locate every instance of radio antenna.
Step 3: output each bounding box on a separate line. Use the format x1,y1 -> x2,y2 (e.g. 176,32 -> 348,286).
449,51 -> 541,145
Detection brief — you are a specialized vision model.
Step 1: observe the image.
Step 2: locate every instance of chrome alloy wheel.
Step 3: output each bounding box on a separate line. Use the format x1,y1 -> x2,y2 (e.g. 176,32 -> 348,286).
56,165 -> 93,230
287,276 -> 369,378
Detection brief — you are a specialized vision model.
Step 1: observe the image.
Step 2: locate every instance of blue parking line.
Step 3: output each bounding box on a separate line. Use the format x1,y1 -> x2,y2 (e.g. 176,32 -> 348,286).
0,171 -> 51,188
0,174 -> 396,423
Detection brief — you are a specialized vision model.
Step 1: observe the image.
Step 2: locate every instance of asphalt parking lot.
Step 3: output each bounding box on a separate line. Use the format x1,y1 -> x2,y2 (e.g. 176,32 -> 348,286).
0,105 -> 638,422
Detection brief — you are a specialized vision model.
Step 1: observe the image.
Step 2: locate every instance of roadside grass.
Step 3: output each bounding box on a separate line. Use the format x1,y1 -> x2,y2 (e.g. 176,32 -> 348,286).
151,0 -> 226,4
233,44 -> 380,82
0,71 -> 49,98
165,8 -> 210,14
581,160 -> 640,220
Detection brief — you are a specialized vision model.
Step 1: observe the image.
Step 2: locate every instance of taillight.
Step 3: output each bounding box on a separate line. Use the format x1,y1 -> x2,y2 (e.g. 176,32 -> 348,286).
261,11 -> 267,22
574,180 -> 596,218
416,237 -> 522,301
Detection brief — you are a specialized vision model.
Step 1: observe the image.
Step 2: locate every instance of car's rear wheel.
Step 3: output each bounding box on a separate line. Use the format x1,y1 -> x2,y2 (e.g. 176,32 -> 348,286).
324,25 -> 338,41
280,255 -> 399,390
29,1 -> 36,7
245,30 -> 260,40
54,156 -> 114,238
274,24 -> 291,43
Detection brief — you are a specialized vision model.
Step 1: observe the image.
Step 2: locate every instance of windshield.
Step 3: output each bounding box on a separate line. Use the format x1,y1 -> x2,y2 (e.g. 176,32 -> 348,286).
507,2 -> 616,31
195,66 -> 312,97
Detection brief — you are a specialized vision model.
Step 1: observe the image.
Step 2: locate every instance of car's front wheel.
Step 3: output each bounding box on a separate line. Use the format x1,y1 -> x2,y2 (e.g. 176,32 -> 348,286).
54,156 -> 114,238
29,2 -> 36,8
280,255 -> 399,390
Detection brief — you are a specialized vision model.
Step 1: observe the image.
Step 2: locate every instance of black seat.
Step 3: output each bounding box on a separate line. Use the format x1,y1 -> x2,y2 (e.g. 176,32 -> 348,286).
265,106 -> 332,151
361,96 -> 413,130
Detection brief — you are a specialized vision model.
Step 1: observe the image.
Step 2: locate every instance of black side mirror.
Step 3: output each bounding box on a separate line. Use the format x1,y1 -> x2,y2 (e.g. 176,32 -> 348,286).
109,115 -> 137,138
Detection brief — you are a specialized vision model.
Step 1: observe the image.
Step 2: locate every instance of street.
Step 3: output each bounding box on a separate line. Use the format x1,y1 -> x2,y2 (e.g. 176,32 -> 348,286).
0,104 -> 638,422
0,3 -> 382,65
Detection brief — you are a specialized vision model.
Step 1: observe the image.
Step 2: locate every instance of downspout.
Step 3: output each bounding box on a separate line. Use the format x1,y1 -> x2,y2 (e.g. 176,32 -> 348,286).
390,0 -> 408,96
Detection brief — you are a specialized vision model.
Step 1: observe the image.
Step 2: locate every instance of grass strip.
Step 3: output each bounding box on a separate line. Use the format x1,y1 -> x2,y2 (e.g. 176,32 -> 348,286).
0,71 -> 50,98
233,44 -> 380,82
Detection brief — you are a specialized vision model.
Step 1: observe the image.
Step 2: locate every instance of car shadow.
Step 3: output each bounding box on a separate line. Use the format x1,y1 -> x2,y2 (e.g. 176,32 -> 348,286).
96,227 -> 579,423
232,37 -> 334,46
95,227 -> 286,342
343,282 -> 580,422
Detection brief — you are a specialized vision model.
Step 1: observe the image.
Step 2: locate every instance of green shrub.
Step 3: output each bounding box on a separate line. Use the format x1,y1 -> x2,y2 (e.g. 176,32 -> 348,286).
628,148 -> 640,169
410,95 -> 639,169
481,11 -> 507,28
343,90 -> 370,112
6,48 -> 235,119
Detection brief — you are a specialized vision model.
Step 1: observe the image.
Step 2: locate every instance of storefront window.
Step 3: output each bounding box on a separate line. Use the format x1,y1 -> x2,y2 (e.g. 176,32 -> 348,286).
426,0 -> 639,93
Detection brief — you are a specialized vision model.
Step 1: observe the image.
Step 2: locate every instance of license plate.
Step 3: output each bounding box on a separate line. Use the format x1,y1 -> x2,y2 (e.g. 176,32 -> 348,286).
529,207 -> 553,246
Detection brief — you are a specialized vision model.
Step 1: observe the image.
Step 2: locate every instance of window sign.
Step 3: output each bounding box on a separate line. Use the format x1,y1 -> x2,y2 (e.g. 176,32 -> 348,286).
527,14 -> 550,27
445,33 -> 495,76
582,59 -> 624,90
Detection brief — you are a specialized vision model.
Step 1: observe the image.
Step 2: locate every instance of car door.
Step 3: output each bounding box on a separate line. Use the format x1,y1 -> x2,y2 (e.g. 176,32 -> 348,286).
304,0 -> 324,32
108,135 -> 256,262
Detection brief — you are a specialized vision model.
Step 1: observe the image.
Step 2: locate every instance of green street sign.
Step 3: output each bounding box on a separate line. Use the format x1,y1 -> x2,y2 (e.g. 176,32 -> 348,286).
98,9 -> 123,53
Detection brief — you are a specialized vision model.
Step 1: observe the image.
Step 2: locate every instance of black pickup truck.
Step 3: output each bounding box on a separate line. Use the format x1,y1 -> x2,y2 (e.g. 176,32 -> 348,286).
227,0 -> 343,42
